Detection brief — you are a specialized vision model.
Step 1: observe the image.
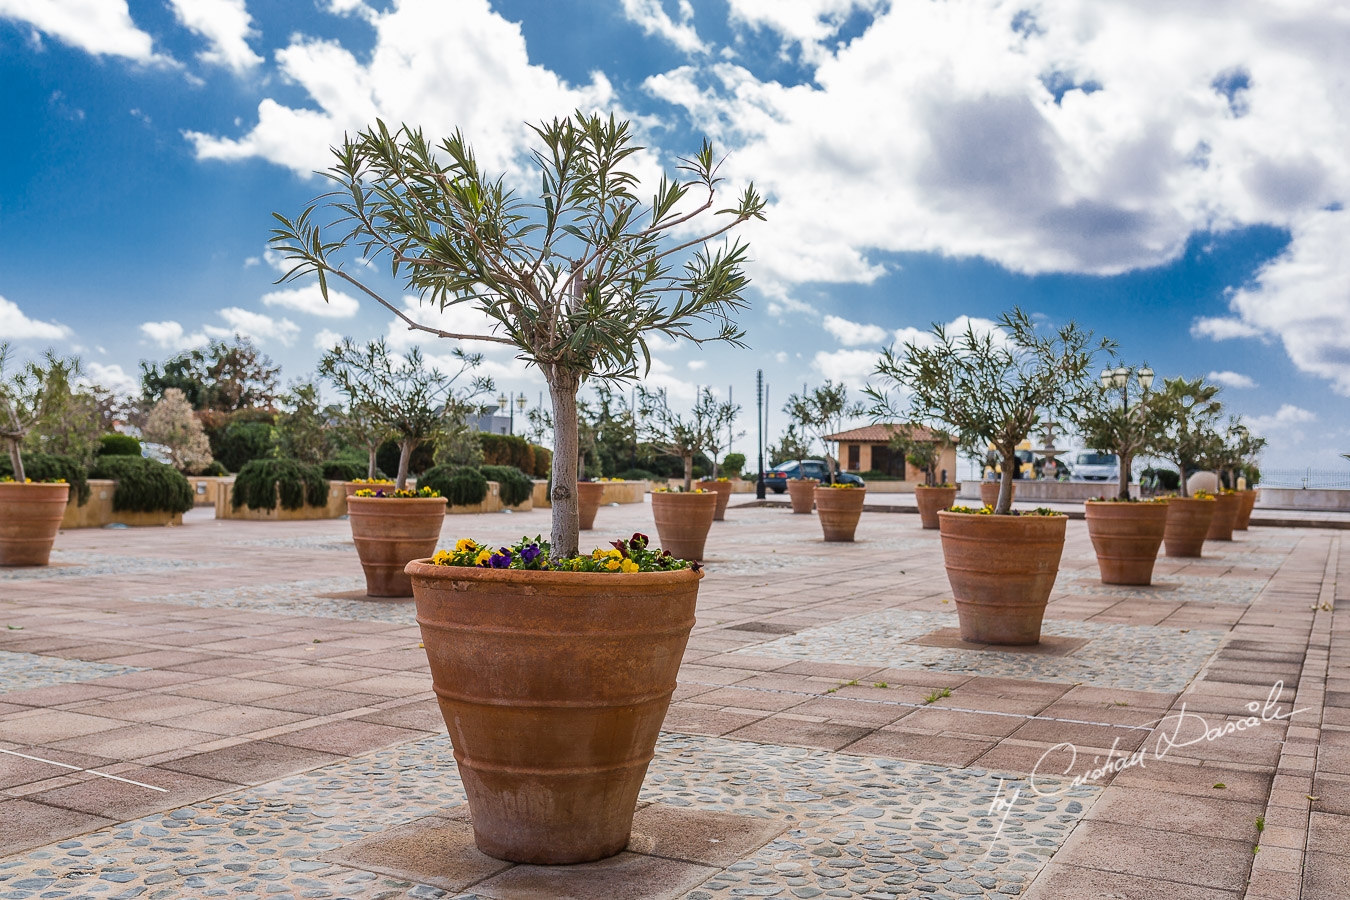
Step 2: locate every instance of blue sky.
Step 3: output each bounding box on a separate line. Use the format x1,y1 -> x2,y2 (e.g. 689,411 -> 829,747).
1,0 -> 1347,471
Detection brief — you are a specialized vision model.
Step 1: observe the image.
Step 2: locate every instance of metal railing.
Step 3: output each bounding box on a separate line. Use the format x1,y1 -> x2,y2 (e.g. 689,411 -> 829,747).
1257,468 -> 1350,489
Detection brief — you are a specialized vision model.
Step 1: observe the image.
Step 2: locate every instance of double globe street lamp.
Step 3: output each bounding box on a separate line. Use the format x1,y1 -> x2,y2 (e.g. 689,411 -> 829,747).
1100,364 -> 1154,411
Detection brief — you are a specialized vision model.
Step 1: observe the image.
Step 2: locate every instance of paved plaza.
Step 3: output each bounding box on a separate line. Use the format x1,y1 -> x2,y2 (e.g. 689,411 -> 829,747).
0,501 -> 1345,899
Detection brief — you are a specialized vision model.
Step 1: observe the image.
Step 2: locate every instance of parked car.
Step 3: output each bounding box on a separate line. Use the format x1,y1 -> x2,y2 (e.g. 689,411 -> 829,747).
763,460 -> 865,493
1070,451 -> 1118,482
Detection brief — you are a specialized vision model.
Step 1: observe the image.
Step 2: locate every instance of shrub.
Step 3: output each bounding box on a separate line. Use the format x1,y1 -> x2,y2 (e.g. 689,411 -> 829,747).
0,452 -> 90,505
97,434 -> 141,457
216,421 -> 278,472
479,432 -> 536,472
721,452 -> 746,477
1142,467 -> 1181,491
202,461 -> 228,477
420,463 -> 489,507
232,458 -> 328,511
480,465 -> 533,506
532,444 -> 552,479
88,455 -> 193,514
321,459 -> 366,482
376,439 -> 436,478
614,468 -> 662,482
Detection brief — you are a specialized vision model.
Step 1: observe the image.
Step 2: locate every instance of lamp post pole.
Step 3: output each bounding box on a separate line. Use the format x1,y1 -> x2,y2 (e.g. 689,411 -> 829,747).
1099,364 -> 1154,497
756,370 -> 766,500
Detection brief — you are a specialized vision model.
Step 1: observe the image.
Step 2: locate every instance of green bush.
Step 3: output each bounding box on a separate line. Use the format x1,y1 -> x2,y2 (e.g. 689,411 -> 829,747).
532,444 -> 552,479
721,452 -> 746,477
232,458 -> 328,511
216,421 -> 278,472
0,452 -> 90,505
97,434 -> 141,457
420,463 -> 488,507
88,455 -> 193,514
376,439 -> 436,478
202,460 -> 228,477
321,459 -> 366,482
1142,467 -> 1181,491
614,468 -> 662,482
479,433 -> 537,473
481,465 -> 533,506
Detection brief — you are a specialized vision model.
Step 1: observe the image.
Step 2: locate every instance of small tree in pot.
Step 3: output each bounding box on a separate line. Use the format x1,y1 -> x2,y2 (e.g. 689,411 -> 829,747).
272,114 -> 763,863
1152,376 -> 1223,557
1229,422 -> 1266,530
784,380 -> 858,483
866,310 -> 1110,643
893,427 -> 957,529
639,386 -> 720,554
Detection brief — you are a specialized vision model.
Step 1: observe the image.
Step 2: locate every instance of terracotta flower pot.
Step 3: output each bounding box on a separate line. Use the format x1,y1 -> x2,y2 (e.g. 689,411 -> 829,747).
937,511 -> 1066,645
1235,489 -> 1258,530
1084,501 -> 1169,585
1207,492 -> 1240,541
786,478 -> 818,513
347,495 -> 446,596
814,487 -> 866,542
1163,497 -> 1216,558
0,482 -> 70,567
914,485 -> 958,529
407,560 -> 701,864
980,481 -> 1015,509
578,481 -> 604,531
696,480 -> 734,520
650,491 -> 717,560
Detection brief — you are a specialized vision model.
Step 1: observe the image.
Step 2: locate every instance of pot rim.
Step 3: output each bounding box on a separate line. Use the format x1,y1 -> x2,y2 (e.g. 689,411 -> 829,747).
915,484 -> 958,490
0,481 -> 71,494
405,558 -> 704,587
346,495 -> 448,505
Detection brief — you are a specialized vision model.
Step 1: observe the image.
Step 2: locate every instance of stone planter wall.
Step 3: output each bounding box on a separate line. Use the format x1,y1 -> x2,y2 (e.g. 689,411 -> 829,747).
1256,488 -> 1350,511
214,479 -> 347,521
958,480 -> 1140,502
447,482 -> 532,515
60,480 -> 184,528
188,476 -> 230,507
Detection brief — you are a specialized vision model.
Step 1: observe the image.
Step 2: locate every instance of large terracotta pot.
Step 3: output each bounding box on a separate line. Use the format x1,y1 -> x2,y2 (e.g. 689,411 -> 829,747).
578,481 -> 604,531
1163,496 -> 1216,558
814,487 -> 866,542
0,482 -> 70,567
1235,489 -> 1258,530
407,561 -> 701,864
696,480 -> 733,520
980,481 -> 1015,509
1084,501 -> 1169,585
914,485 -> 959,529
937,511 -> 1066,645
650,491 -> 717,560
786,478 -> 818,513
1207,492 -> 1240,541
347,496 -> 446,596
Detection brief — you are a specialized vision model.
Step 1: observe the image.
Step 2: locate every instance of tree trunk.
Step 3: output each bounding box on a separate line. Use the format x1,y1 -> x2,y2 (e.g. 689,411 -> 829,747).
1177,457 -> 1189,497
682,455 -> 693,492
710,455 -> 719,480
367,444 -> 378,480
396,439 -> 412,491
1117,451 -> 1132,501
997,451 -> 1016,514
547,368 -> 581,559
5,438 -> 23,483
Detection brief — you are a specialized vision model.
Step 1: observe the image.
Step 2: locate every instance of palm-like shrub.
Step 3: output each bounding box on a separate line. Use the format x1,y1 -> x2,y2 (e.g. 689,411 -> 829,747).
88,456 -> 193,514
1151,377 -> 1223,498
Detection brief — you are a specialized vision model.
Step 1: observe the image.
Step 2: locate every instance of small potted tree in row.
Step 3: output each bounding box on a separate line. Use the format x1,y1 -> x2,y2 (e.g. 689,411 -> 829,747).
786,381 -> 866,538
1073,364 -> 1171,585
868,311 -> 1109,644
892,426 -> 956,529
1206,419 -> 1264,541
273,113 -> 763,863
1152,377 -> 1223,557
695,388 -> 743,520
1231,425 -> 1266,530
320,339 -> 490,596
639,386 -> 719,559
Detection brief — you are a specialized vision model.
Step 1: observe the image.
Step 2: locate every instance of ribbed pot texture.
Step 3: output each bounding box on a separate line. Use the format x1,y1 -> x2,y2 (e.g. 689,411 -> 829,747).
347,496 -> 446,596
787,478 -> 818,513
0,482 -> 70,567
980,481 -> 1015,509
1163,497 -> 1216,558
1235,489 -> 1258,530
408,561 -> 701,864
914,486 -> 959,529
696,480 -> 733,520
1084,501 -> 1169,585
1207,492 -> 1240,541
650,491 -> 718,560
578,482 -> 604,531
937,511 -> 1066,645
814,487 -> 865,542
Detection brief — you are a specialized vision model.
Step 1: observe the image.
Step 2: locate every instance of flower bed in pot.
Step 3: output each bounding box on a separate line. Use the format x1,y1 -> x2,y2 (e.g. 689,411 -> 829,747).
914,484 -> 958,529
815,483 -> 865,542
938,507 -> 1066,645
347,486 -> 446,597
578,481 -> 604,530
1163,492 -> 1216,558
1084,497 -> 1169,585
696,478 -> 734,520
980,480 -> 1015,509
1235,489 -> 1258,530
345,478 -> 393,497
407,533 -> 699,864
650,488 -> 717,560
1206,490 -> 1240,541
0,479 -> 69,566
786,477 -> 817,513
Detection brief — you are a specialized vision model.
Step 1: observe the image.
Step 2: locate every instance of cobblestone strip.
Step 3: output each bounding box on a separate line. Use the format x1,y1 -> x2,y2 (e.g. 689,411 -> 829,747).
0,650 -> 146,694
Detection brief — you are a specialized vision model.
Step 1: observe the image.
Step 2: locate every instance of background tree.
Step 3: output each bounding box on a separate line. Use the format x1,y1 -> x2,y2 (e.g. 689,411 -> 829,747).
142,388 -> 214,473
784,381 -> 860,482
141,337 -> 280,413
336,401 -> 391,479
638,386 -> 712,491
866,310 -> 1110,514
319,339 -> 490,489
24,356 -> 104,465
889,427 -> 950,486
271,113 -> 764,557
695,389 -> 741,479
1073,364 -> 1163,500
1210,418 -> 1266,490
0,345 -> 84,481
277,381 -> 336,465
768,424 -> 813,467
1148,376 -> 1223,498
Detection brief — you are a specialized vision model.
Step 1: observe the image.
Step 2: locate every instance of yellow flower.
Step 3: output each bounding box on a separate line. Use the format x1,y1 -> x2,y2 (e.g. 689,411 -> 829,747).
455,538 -> 477,552
475,549 -> 492,565
604,558 -> 621,571
606,548 -> 622,559
592,548 -> 605,560
620,558 -> 639,573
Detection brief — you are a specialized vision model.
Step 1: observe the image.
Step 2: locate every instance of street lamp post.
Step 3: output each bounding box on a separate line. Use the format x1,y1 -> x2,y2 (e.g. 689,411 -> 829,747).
497,392 -> 530,436
1098,364 -> 1154,495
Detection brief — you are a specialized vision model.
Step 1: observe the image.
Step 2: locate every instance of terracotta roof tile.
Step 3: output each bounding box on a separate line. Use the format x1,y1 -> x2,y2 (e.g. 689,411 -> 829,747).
823,423 -> 949,443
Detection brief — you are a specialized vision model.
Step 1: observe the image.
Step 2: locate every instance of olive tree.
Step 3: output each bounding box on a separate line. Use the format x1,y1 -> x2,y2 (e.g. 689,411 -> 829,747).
1150,376 -> 1223,498
784,381 -> 860,482
865,310 -> 1111,515
336,401 -> 389,480
272,114 -> 764,556
0,345 -> 83,482
890,428 -> 950,486
1073,365 -> 1163,500
695,389 -> 741,480
1211,418 -> 1266,490
638,386 -> 711,491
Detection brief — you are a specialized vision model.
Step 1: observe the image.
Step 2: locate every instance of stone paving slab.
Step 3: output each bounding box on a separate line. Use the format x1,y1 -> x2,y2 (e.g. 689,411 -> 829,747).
0,651 -> 146,695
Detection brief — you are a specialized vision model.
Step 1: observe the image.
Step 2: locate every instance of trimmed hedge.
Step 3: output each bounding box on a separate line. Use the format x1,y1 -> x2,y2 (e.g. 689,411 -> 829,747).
614,468 -> 662,482
481,465 -> 533,507
97,434 -> 141,457
420,464 -> 489,507
376,440 -> 436,478
216,421 -> 278,473
232,458 -> 328,511
321,459 -> 366,482
202,461 -> 228,476
1142,467 -> 1181,491
88,455 -> 193,514
0,452 -> 91,506
533,445 -> 552,479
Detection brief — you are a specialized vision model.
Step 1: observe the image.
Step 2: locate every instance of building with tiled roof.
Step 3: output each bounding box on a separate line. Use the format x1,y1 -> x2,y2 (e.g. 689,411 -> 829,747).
823,423 -> 957,482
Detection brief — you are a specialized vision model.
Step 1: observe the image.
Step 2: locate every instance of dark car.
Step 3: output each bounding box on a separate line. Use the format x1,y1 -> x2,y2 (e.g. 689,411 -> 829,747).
763,459 -> 865,493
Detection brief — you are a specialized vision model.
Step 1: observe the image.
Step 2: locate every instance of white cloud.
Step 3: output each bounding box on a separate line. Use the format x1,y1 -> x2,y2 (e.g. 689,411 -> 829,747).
313,328 -> 344,351
727,0 -> 884,58
621,0 -> 705,54
262,247 -> 290,273
1207,370 -> 1257,389
261,284 -> 360,318
687,359 -> 707,370
774,351 -> 788,363
0,296 -> 72,341
244,255 -> 261,267
1247,404 -> 1317,445
643,356 -> 697,401
1191,316 -> 1264,341
0,0 -> 160,61
166,0 -> 261,73
811,348 -> 877,390
214,307 -> 300,345
139,320 -> 207,351
83,362 -> 138,398
822,314 -> 888,346
384,296 -> 509,354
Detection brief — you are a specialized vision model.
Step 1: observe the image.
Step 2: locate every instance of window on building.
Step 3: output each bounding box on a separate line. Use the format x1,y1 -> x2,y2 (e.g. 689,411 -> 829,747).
847,444 -> 860,471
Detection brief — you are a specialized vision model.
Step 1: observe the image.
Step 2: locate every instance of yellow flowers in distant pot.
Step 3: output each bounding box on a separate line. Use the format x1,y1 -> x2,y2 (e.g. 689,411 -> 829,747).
354,486 -> 440,498
430,533 -> 696,573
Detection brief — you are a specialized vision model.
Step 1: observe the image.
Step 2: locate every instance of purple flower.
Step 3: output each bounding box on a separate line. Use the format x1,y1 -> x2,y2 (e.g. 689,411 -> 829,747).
489,548 -> 513,569
521,544 -> 541,564
610,539 -> 629,557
